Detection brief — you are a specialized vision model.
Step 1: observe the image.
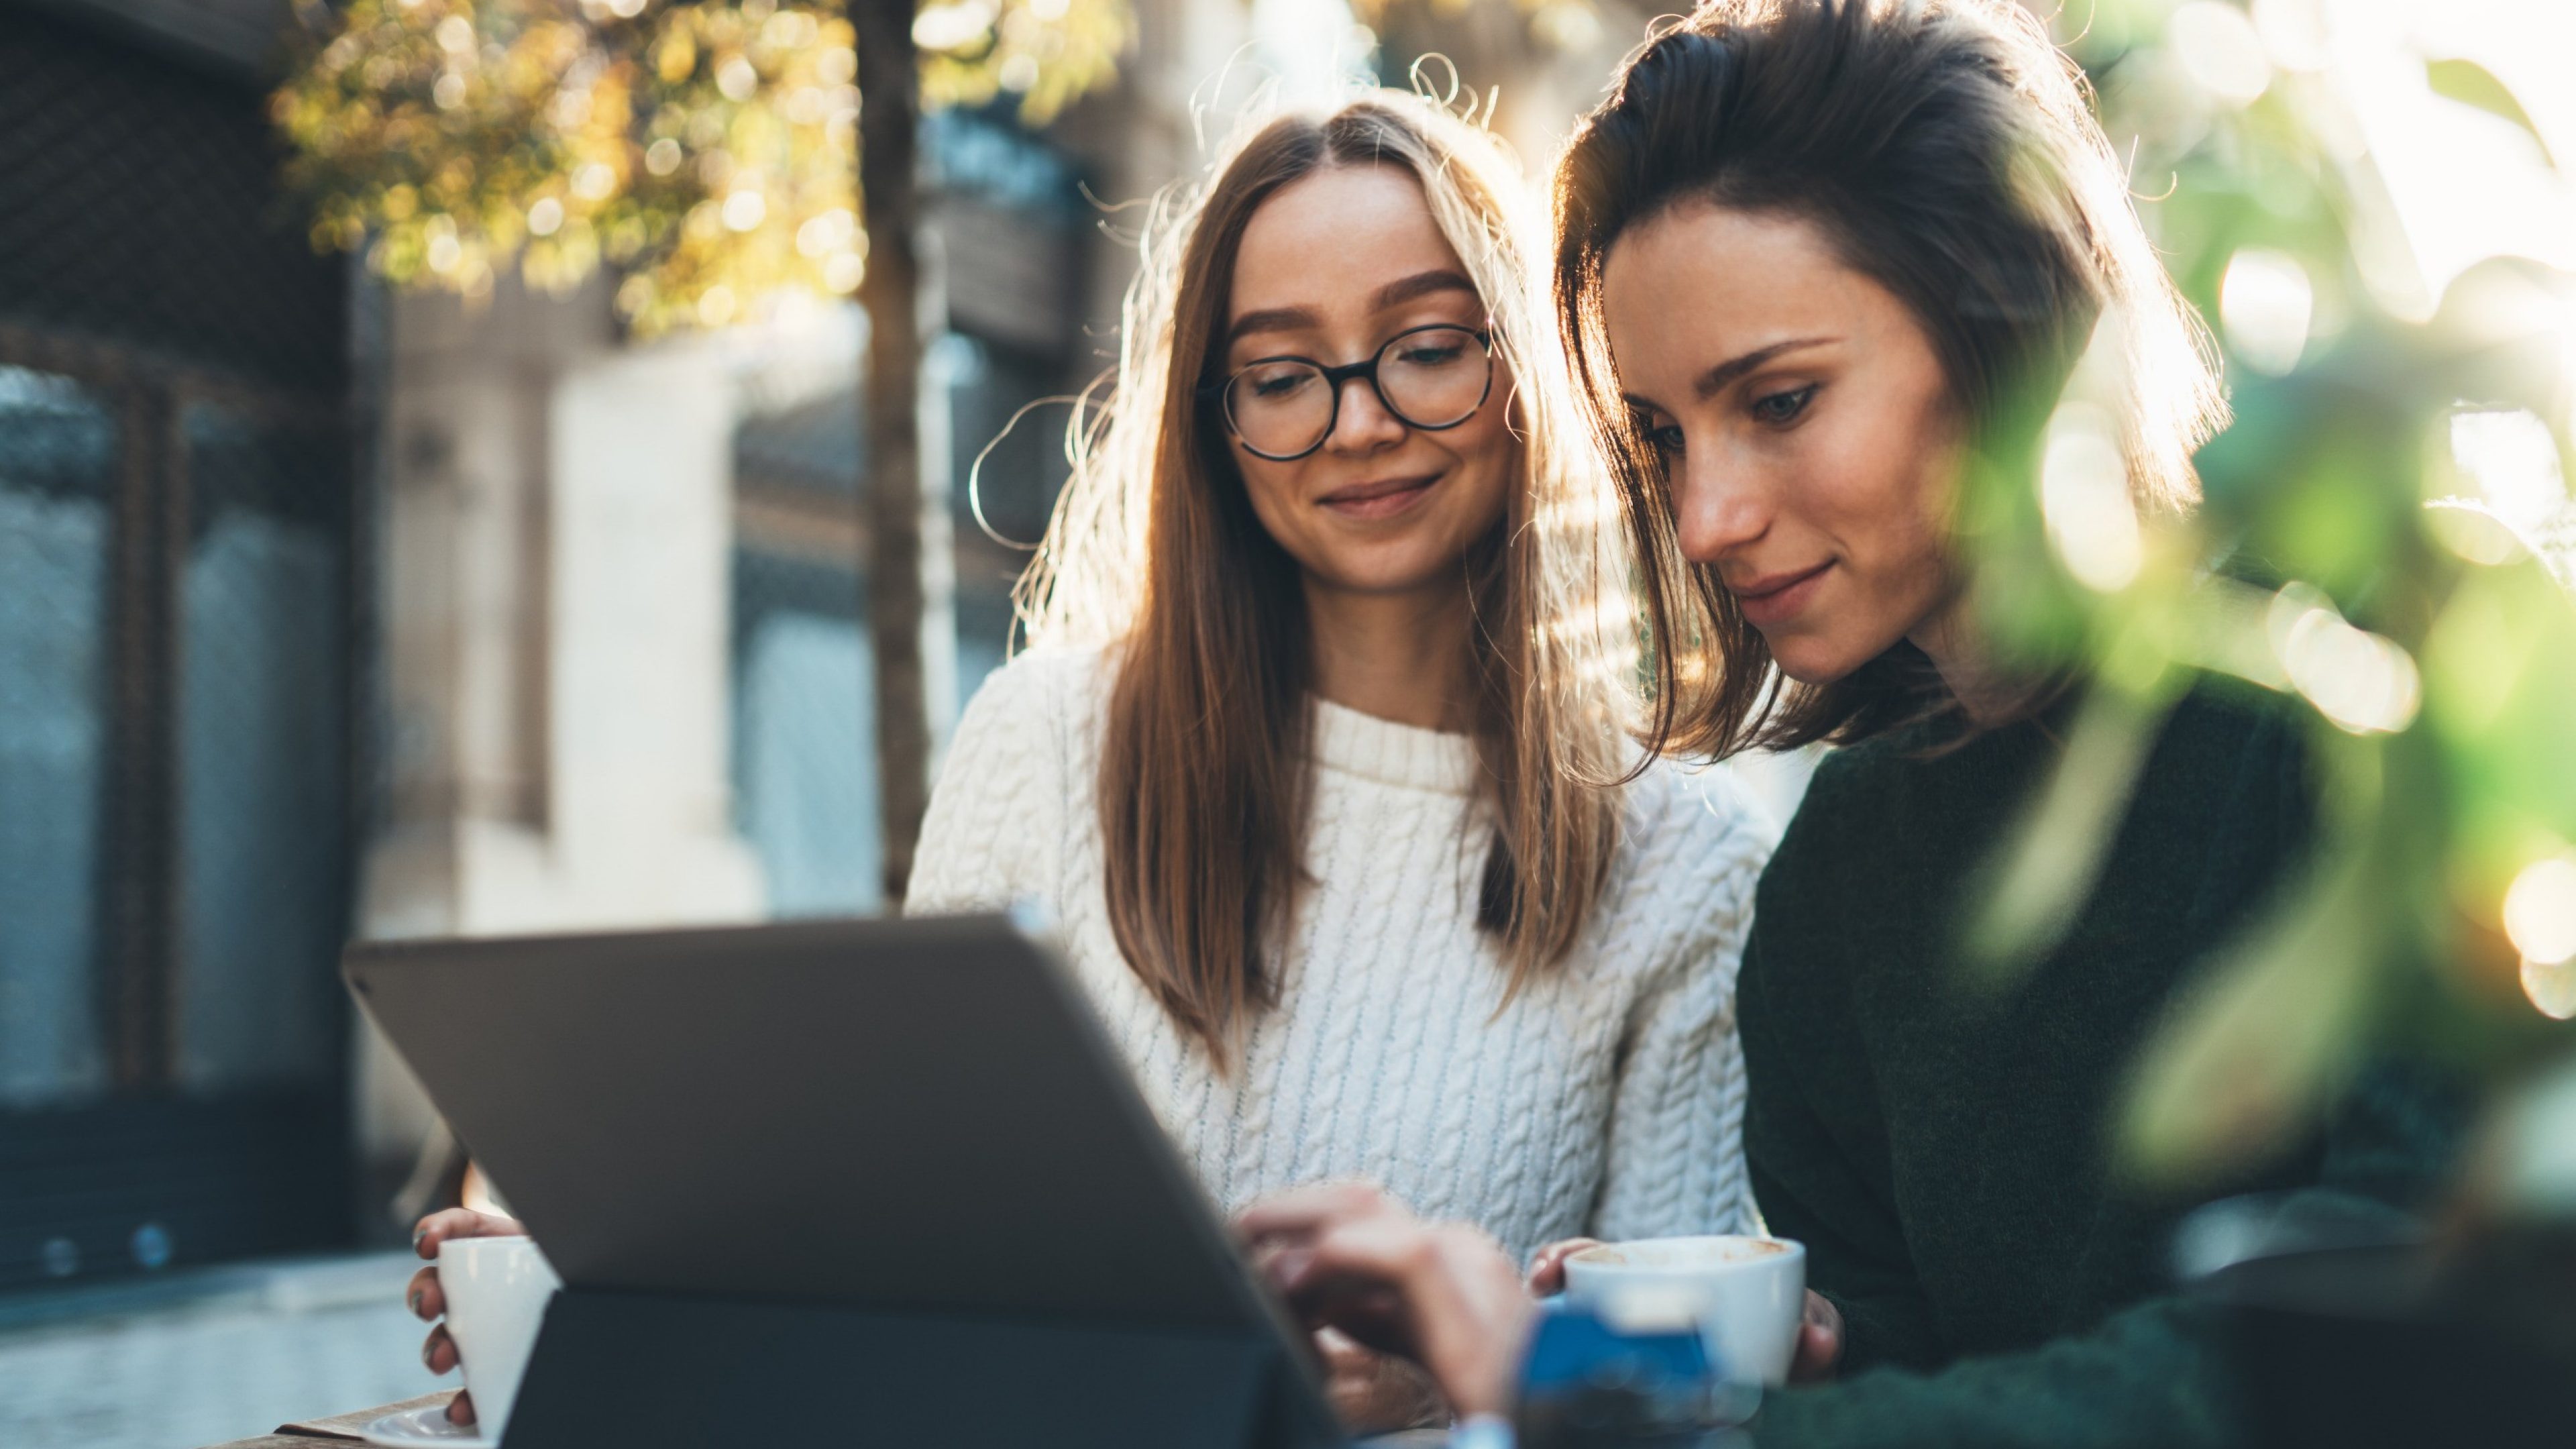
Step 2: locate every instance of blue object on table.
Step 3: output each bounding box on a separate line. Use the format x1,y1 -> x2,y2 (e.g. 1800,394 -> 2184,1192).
1511,1294 -> 1746,1449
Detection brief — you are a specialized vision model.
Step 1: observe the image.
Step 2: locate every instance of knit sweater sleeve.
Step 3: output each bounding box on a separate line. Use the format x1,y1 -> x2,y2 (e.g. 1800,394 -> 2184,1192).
905,649 -> 1081,918
1586,767 -> 1770,1242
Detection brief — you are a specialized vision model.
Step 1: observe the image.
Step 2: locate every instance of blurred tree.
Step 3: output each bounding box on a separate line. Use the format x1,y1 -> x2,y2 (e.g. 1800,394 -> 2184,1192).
1954,0 -> 2576,1185
274,0 -> 1622,906
272,0 -> 1131,906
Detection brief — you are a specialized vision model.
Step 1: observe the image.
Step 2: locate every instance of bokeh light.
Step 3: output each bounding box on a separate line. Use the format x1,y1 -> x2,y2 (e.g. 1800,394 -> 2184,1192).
2265,584 -> 2421,736
2248,0 -> 2328,72
2423,500 -> 2533,568
2219,248 -> 2314,376
2332,1 -> 2576,315
2169,1 -> 2272,106
914,0 -> 999,50
2505,856 -> 2576,968
2450,409 -> 2571,539
2526,959 -> 2576,1022
2040,403 -> 2145,593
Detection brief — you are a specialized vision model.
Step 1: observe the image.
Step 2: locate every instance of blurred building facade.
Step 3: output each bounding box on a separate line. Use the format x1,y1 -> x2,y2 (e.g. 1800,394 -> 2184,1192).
0,0 -> 1285,1293
1,0 -> 361,1293
0,0 -> 1660,1296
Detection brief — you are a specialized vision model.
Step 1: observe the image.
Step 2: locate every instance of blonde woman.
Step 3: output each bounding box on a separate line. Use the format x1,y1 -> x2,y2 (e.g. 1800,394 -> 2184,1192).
406,91 -> 1771,1434
908,91 -> 1770,1411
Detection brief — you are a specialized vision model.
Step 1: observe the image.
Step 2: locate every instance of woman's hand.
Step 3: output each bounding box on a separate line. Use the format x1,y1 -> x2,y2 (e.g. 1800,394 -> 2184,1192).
1315,1327 -> 1449,1432
1236,1183 -> 1534,1420
1529,1236 -> 1843,1383
1791,1290 -> 1843,1383
1523,1237 -> 1601,1295
407,1208 -> 527,1426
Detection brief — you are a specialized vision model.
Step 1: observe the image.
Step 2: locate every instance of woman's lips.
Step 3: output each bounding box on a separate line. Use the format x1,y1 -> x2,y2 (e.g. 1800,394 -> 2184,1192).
1729,560 -> 1833,629
1318,473 -> 1439,521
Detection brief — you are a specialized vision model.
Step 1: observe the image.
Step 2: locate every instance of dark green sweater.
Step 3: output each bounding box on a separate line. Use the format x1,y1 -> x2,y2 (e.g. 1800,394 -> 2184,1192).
1739,688 -> 2465,1448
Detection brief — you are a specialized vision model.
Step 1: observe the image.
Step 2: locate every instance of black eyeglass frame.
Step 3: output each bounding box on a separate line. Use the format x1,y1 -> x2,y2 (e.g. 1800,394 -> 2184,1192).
1197,323 -> 1497,462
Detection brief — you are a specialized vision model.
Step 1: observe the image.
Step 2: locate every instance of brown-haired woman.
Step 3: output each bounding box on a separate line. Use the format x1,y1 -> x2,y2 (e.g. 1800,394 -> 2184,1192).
902,89 -> 1777,1421
403,89 -> 1773,1435
1240,4 -> 2463,1444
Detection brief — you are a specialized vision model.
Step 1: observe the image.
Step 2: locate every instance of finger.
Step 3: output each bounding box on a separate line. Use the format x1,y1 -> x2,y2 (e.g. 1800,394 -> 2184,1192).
413,1208 -> 524,1258
1285,1216 -> 1430,1297
1790,1322 -> 1832,1383
1297,1289 -> 1417,1363
1320,1337 -> 1428,1434
1281,1220 -> 1494,1311
1805,1291 -> 1843,1361
406,1265 -> 445,1321
1327,1342 -> 1448,1435
1235,1182 -> 1396,1242
1253,1244 -> 1318,1297
445,1391 -> 477,1428
1410,1228 -> 1534,1421
1789,1298 -> 1843,1386
422,1324 -> 458,1376
1283,1218 -> 1528,1421
1315,1326 -> 1371,1371
1524,1238 -> 1601,1294
1279,1220 -> 1464,1350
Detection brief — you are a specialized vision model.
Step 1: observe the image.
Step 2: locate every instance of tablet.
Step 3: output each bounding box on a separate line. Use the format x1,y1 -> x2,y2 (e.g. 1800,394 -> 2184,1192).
344,912 -> 1346,1440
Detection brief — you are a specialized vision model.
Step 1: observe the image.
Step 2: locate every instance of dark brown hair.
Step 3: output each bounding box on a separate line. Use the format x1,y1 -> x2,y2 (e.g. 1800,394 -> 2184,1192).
1554,0 -> 2224,756
1019,95 -> 1633,1065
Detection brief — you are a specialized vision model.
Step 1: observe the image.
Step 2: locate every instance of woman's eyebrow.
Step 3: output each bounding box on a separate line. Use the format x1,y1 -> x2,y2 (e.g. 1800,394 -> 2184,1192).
1371,268 -> 1478,312
1228,305 -> 1321,345
1693,336 -> 1837,398
1225,270 -> 1479,347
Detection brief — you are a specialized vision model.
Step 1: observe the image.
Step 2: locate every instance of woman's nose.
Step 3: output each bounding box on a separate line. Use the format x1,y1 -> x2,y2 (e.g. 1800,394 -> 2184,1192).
1673,451 -> 1770,563
1324,376 -> 1407,455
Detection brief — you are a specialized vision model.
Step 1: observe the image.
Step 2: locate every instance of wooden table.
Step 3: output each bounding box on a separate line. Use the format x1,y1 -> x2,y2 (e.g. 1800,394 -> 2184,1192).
201,1395 -> 1453,1448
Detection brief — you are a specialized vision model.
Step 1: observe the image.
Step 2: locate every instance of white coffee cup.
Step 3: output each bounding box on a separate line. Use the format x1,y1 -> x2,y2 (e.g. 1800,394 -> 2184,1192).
437,1236 -> 563,1435
1561,1234 -> 1807,1387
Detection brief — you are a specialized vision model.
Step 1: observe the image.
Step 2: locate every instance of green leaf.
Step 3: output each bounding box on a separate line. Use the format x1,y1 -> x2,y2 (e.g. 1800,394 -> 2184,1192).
2120,841 -> 2383,1186
1965,682 -> 2179,978
2425,58 -> 2557,170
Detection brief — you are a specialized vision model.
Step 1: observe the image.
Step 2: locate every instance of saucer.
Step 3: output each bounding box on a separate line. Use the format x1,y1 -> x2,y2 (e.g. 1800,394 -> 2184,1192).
353,1403 -> 495,1448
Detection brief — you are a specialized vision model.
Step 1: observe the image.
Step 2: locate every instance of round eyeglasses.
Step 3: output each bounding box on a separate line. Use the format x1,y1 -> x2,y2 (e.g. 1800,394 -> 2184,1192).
1201,323 -> 1496,462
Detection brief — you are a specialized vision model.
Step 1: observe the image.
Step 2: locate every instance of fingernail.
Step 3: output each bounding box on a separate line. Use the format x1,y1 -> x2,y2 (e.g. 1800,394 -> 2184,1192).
408,1289 -> 423,1315
412,1223 -> 428,1250
423,1339 -> 438,1371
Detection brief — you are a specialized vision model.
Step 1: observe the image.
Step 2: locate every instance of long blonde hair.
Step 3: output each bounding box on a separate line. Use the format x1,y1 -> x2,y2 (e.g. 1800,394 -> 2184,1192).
1016,88 -> 1638,1063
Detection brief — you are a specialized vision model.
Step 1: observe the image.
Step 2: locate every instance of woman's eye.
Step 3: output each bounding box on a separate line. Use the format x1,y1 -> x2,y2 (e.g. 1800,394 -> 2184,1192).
1396,343 -> 1464,367
1751,384 -> 1817,425
1645,423 -> 1685,456
1249,371 -> 1313,400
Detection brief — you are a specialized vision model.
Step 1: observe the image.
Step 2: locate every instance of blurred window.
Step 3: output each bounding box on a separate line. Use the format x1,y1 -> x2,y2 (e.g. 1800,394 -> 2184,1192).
733,549 -> 883,915
0,9 -> 355,1293
174,401 -> 349,1094
0,364 -> 116,1109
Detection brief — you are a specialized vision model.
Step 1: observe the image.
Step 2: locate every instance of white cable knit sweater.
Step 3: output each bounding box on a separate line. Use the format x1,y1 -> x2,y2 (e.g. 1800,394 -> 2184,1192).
908,647 -> 1774,1265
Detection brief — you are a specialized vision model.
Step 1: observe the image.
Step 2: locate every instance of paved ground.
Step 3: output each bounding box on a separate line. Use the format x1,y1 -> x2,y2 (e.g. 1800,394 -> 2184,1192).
0,1252 -> 445,1449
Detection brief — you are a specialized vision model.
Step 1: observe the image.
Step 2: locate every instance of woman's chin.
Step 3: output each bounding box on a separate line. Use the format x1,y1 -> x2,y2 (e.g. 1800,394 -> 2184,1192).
1303,537 -> 1483,599
1762,633 -> 1872,688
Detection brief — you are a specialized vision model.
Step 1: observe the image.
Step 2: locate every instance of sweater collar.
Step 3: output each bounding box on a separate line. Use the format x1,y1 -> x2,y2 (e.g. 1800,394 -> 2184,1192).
1309,697 -> 1479,795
